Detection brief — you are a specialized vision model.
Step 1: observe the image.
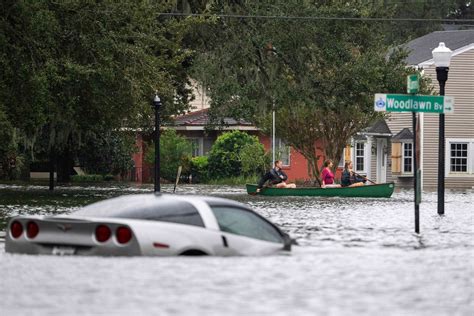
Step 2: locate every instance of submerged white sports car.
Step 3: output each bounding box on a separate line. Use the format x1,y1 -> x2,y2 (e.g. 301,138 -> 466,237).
5,194 -> 293,256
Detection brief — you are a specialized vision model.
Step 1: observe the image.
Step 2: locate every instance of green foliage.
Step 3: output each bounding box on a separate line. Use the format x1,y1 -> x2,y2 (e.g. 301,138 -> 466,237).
206,175 -> 259,185
190,156 -> 209,183
240,143 -> 270,176
0,107 -> 13,158
376,0 -> 474,44
0,106 -> 25,180
71,174 -> 106,182
0,1 -> 198,181
190,1 -> 438,180
103,174 -> 115,181
77,132 -> 136,176
207,131 -> 262,179
145,130 -> 192,181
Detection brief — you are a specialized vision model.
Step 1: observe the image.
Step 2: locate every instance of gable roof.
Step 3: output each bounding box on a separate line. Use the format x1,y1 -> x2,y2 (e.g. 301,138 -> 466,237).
172,108 -> 257,131
404,30 -> 474,66
363,119 -> 392,136
392,128 -> 413,141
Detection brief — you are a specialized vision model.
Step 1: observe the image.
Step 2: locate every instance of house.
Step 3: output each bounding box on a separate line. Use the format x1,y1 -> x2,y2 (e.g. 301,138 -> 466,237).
133,30 -> 474,186
132,101 -> 394,183
386,30 -> 474,189
346,119 -> 392,184
170,108 -> 320,182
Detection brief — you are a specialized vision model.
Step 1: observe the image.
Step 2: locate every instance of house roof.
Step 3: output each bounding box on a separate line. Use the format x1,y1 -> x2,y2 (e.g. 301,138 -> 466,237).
363,119 -> 392,136
404,30 -> 474,66
172,108 -> 257,130
392,128 -> 413,141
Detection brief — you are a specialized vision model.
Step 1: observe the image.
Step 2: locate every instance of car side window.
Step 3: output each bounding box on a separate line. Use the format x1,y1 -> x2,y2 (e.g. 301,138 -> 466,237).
92,201 -> 205,227
144,204 -> 205,227
210,206 -> 283,243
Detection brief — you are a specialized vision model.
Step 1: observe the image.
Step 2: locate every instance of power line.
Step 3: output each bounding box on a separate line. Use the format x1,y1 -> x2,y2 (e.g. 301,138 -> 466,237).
158,12 -> 474,23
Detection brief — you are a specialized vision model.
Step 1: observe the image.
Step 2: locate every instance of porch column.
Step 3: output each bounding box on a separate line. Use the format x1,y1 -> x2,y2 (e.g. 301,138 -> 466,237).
366,136 -> 373,180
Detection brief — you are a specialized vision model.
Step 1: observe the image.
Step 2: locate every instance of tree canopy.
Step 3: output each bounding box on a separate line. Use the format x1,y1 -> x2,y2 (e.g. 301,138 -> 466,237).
0,0 -> 197,180
189,0 -> 446,180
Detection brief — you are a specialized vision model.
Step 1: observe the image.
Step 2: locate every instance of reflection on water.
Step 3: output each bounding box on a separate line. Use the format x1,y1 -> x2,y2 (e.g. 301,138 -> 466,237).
0,183 -> 473,315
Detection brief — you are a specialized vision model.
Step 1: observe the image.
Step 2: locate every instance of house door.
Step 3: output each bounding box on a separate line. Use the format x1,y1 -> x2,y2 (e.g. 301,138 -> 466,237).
376,138 -> 387,183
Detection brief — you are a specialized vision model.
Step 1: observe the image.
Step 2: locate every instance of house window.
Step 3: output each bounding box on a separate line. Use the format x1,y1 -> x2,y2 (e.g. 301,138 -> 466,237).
354,142 -> 365,172
275,138 -> 290,166
203,138 -> 213,155
402,142 -> 413,173
447,139 -> 474,175
450,143 -> 467,172
188,138 -> 203,157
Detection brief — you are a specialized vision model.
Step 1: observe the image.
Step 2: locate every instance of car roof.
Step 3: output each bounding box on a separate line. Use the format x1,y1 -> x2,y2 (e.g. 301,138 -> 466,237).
73,193 -> 251,217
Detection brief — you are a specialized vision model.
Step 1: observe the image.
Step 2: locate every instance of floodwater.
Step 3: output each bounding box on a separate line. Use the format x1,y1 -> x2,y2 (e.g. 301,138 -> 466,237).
0,183 -> 473,316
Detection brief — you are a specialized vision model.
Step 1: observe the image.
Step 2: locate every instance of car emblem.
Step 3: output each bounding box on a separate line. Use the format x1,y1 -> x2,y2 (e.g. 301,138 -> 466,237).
57,224 -> 72,232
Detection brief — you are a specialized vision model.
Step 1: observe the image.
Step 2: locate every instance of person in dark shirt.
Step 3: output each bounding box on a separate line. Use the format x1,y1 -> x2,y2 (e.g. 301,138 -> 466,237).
341,160 -> 366,187
257,160 -> 296,192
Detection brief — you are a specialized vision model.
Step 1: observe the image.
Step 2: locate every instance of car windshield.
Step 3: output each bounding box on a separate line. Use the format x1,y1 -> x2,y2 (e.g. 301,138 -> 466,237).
74,196 -> 204,227
210,206 -> 283,243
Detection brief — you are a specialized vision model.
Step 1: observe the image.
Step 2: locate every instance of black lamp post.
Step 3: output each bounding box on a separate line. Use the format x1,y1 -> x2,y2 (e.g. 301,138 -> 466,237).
432,42 -> 452,215
153,92 -> 162,192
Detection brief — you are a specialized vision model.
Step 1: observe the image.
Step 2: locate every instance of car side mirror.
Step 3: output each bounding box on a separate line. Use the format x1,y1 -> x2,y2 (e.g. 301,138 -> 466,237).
283,233 -> 293,251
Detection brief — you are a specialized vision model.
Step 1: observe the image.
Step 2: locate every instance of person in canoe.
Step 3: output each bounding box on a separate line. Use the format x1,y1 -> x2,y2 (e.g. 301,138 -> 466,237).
256,160 -> 296,193
341,160 -> 367,187
321,159 -> 341,188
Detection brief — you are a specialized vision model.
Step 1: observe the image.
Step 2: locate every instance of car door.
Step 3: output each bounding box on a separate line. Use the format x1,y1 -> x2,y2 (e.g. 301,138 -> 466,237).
209,205 -> 286,256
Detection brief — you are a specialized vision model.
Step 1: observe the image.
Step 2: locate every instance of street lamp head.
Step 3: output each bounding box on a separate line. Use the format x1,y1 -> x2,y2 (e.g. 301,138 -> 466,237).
432,42 -> 452,68
153,92 -> 161,108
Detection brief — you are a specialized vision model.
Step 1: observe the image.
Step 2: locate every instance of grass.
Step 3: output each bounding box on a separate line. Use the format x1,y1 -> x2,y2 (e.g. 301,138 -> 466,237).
205,175 -> 259,185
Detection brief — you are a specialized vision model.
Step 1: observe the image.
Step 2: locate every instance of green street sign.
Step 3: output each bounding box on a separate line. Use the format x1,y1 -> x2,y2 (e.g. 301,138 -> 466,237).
407,74 -> 419,94
374,94 -> 454,113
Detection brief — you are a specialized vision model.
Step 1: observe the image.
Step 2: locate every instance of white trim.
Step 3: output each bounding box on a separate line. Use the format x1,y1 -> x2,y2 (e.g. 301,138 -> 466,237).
366,136 -> 373,180
445,138 -> 474,177
420,113 -> 424,189
172,125 -> 259,131
376,138 -> 387,183
418,43 -> 474,67
401,142 -> 414,176
353,141 -> 367,174
363,133 -> 392,137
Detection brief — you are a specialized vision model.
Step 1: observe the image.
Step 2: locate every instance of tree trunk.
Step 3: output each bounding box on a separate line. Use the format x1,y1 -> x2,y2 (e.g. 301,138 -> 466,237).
49,149 -> 55,191
56,147 -> 74,183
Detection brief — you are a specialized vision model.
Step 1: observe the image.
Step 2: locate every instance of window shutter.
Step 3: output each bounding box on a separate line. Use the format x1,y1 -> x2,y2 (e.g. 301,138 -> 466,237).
344,145 -> 351,162
391,143 -> 402,173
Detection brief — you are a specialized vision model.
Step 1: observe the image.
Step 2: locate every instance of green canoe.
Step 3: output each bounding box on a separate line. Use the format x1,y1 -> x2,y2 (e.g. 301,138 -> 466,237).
246,182 -> 395,198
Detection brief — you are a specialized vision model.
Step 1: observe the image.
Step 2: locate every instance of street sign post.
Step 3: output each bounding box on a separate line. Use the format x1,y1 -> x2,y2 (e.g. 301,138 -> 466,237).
375,91 -> 454,234
374,94 -> 454,113
407,74 -> 419,94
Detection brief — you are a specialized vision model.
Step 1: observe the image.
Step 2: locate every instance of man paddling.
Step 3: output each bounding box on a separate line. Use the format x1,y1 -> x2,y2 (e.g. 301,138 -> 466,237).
256,160 -> 296,193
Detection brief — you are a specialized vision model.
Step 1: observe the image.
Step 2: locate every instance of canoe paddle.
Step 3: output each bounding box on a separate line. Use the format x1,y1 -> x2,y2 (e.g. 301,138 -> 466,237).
248,186 -> 264,196
173,166 -> 182,193
353,171 -> 377,184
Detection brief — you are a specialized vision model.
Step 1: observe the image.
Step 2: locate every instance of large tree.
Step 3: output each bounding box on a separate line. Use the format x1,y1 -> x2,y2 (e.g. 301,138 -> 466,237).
190,0 -> 426,181
0,0 -> 196,182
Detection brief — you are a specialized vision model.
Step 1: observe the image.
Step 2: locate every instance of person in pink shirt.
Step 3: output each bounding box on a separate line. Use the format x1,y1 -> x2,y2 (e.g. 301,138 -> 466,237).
321,159 -> 341,188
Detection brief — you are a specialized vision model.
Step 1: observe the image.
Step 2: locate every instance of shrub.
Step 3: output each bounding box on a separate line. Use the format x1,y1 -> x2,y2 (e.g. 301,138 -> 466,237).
145,129 -> 192,181
190,156 -> 209,183
77,132 -> 135,176
240,142 -> 270,176
207,131 -> 264,179
71,174 -> 104,182
103,174 -> 115,181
